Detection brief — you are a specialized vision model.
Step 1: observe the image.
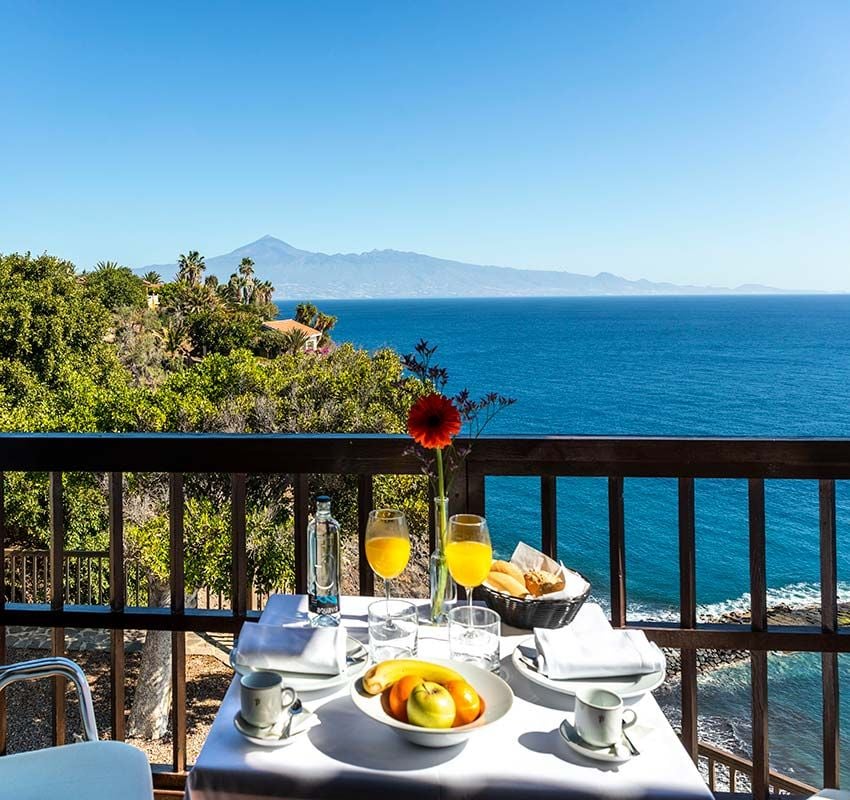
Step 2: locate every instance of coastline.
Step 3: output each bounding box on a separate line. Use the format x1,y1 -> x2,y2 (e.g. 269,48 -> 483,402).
662,600 -> 850,681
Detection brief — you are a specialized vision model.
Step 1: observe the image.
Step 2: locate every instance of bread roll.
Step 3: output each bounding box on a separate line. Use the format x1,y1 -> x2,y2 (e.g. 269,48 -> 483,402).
524,569 -> 566,597
490,559 -> 525,586
486,571 -> 528,598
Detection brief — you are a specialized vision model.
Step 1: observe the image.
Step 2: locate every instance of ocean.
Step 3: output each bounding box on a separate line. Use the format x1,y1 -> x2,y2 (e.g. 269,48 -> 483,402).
277,294 -> 850,785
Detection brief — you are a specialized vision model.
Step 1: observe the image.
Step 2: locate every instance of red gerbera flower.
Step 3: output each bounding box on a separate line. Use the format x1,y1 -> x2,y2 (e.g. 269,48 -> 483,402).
407,393 -> 462,450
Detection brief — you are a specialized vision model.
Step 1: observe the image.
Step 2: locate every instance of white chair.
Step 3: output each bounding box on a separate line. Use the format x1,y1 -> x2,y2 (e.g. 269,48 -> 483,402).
0,656 -> 153,800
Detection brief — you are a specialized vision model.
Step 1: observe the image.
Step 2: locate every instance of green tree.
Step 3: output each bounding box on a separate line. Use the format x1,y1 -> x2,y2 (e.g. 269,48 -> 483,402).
187,308 -> 264,356
177,250 -> 205,286
142,270 -> 161,284
85,262 -> 147,310
0,251 -> 111,387
295,302 -> 318,326
294,303 -> 335,345
280,328 -> 310,355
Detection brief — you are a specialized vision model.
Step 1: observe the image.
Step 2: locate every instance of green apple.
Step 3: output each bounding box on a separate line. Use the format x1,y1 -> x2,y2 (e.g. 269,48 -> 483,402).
407,681 -> 456,728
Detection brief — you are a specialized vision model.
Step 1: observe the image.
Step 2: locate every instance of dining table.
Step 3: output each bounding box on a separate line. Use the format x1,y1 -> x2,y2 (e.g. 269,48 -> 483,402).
187,594 -> 712,800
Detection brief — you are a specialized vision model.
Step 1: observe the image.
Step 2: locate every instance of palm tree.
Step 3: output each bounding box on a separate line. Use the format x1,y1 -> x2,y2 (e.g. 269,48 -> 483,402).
252,280 -> 274,305
143,270 -> 161,284
204,274 -> 219,290
95,260 -> 120,272
238,257 -> 255,304
177,250 -> 205,286
295,302 -> 318,327
280,329 -> 310,355
238,257 -> 255,282
163,313 -> 194,363
225,273 -> 241,304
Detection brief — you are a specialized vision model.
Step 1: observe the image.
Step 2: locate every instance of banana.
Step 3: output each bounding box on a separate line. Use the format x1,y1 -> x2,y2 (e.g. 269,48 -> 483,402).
361,659 -> 465,695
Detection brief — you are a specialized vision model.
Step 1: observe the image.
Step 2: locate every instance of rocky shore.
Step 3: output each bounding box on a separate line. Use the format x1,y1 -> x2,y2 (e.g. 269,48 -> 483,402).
661,600 -> 850,681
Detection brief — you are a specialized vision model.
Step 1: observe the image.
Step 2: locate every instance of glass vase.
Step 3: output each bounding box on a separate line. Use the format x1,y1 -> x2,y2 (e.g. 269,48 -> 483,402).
429,496 -> 456,625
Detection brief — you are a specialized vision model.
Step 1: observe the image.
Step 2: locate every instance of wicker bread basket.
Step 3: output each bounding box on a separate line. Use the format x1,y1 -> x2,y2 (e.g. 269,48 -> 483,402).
476,572 -> 591,629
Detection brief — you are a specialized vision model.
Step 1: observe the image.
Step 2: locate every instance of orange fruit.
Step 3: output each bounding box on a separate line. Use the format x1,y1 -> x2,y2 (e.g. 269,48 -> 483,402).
445,679 -> 481,726
388,674 -> 424,723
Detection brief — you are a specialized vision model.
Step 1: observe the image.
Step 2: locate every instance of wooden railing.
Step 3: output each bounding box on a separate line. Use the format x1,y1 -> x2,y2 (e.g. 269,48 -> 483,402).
4,549 -> 147,606
4,549 -> 282,610
699,742 -> 817,796
0,433 -> 848,798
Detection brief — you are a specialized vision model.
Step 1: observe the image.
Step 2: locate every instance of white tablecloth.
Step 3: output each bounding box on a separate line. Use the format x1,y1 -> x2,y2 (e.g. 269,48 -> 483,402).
188,595 -> 711,800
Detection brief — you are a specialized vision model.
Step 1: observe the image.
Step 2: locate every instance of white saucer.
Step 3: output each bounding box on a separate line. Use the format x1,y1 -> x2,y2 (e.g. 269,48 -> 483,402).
512,637 -> 665,699
559,719 -> 632,764
233,711 -> 311,747
230,635 -> 370,693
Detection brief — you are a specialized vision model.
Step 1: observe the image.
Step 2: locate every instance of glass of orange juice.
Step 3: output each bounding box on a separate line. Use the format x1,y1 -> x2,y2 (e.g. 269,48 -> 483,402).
445,513 -> 492,615
365,508 -> 411,622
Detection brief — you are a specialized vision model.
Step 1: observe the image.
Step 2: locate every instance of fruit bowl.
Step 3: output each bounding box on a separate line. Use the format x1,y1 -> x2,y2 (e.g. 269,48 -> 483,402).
350,658 -> 514,748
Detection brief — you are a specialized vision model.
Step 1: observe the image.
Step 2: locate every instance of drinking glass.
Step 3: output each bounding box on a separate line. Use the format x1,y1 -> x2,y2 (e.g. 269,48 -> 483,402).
368,599 -> 419,661
365,508 -> 411,609
448,605 -> 501,671
445,513 -> 492,613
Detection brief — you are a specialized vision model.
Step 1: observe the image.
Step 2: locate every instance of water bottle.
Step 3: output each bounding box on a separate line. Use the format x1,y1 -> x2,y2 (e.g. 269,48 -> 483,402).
307,495 -> 341,626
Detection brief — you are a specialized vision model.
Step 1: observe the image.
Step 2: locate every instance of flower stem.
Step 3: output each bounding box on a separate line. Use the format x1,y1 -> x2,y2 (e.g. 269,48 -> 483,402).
432,447 -> 450,622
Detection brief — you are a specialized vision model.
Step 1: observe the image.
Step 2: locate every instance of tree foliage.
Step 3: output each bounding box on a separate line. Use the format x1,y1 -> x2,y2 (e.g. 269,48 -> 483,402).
0,249 -> 425,587
85,262 -> 147,310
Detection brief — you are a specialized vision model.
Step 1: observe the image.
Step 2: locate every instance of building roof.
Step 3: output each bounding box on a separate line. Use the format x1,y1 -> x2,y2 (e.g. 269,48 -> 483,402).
262,319 -> 322,337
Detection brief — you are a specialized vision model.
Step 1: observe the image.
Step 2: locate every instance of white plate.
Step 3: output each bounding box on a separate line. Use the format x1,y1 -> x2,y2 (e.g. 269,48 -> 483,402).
233,711 -> 311,747
559,719 -> 632,764
350,658 -> 514,748
230,634 -> 370,693
511,636 -> 665,699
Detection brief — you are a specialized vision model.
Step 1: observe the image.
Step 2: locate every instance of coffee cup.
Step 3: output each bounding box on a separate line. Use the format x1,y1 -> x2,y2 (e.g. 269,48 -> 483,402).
239,671 -> 297,729
574,688 -> 636,748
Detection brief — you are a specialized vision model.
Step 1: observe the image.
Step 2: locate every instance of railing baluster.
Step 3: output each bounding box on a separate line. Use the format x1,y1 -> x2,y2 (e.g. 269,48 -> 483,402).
541,476 -> 557,559
75,553 -> 81,604
467,471 -> 485,517
678,477 -> 698,762
748,478 -> 769,800
608,476 -> 626,627
49,471 -> 66,746
357,474 -> 375,597
109,472 -> 126,741
169,473 -> 187,773
0,471 -> 6,754
819,479 -> 840,788
293,474 -> 309,595
231,473 -> 248,618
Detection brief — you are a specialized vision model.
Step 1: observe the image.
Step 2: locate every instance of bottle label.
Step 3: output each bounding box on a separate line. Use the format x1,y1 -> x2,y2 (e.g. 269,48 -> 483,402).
309,593 -> 339,615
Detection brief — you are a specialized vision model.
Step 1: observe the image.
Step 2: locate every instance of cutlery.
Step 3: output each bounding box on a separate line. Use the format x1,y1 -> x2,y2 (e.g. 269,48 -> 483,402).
516,653 -> 539,672
621,723 -> 640,756
283,699 -> 303,738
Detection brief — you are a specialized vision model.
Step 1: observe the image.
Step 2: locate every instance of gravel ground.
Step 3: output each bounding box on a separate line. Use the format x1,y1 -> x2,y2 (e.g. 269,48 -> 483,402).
3,647 -> 232,766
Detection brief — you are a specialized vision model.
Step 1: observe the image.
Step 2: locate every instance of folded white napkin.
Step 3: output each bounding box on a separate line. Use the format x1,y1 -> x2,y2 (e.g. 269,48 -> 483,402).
534,603 -> 666,680
234,624 -> 347,676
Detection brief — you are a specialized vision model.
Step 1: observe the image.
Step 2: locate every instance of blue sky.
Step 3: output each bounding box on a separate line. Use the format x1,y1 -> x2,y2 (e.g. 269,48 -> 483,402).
1,1 -> 848,290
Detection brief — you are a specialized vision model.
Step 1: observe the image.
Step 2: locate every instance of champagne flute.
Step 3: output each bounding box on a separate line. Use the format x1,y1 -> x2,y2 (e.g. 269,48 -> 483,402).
445,514 -> 492,617
364,509 -> 411,624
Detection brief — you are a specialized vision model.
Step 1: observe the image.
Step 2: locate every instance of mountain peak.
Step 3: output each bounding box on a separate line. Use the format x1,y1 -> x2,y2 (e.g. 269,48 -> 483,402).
248,234 -> 298,249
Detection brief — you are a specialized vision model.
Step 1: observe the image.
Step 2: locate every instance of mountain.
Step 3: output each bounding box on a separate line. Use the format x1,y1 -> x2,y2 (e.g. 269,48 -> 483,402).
140,236 -> 786,299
